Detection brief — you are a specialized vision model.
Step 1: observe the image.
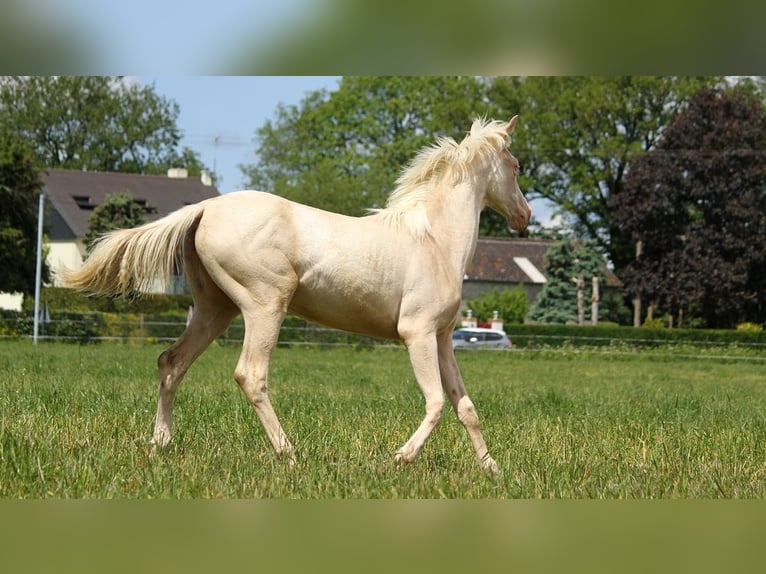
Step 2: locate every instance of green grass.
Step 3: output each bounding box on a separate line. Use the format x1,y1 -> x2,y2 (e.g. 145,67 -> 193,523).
1,340 -> 765,498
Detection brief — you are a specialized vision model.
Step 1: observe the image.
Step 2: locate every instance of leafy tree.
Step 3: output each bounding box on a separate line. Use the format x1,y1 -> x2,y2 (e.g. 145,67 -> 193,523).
241,76 -> 496,219
243,76 -> 732,248
83,193 -> 147,253
0,76 -> 208,176
489,76 -> 723,269
0,130 -> 47,293
465,285 -> 530,325
527,237 -> 607,324
610,87 -> 766,329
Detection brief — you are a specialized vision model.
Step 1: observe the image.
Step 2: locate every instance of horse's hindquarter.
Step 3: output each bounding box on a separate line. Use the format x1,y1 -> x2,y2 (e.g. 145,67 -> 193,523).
193,192 -> 301,302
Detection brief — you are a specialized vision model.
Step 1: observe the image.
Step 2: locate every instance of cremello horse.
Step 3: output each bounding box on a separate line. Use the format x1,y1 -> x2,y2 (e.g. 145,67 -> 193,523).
61,116 -> 530,473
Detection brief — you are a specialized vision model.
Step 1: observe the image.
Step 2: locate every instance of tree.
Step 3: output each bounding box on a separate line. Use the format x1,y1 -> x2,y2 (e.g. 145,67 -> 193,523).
0,76 -> 208,176
527,237 -> 607,324
83,193 -> 147,253
609,87 -> 766,329
241,76 -> 495,218
0,130 -> 46,293
489,76 -> 723,269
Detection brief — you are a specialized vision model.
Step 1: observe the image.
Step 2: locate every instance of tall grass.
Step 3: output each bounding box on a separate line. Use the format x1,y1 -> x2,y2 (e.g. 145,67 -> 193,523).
1,341 -> 765,498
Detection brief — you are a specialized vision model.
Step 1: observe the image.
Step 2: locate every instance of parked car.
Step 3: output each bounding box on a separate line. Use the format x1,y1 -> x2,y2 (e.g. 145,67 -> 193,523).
452,328 -> 512,350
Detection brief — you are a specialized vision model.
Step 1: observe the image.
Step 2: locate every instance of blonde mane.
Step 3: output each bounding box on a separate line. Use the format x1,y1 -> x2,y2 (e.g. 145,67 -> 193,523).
369,118 -> 511,238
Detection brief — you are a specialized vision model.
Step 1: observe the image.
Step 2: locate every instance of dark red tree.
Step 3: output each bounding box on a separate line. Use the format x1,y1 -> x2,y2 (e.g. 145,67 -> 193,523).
609,87 -> 766,328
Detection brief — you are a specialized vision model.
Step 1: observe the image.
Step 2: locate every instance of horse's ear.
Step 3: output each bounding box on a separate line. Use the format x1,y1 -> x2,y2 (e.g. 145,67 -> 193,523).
505,115 -> 519,135
470,118 -> 484,135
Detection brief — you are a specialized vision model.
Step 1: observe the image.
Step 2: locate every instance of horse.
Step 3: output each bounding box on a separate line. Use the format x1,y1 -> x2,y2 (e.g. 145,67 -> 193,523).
60,116 -> 531,474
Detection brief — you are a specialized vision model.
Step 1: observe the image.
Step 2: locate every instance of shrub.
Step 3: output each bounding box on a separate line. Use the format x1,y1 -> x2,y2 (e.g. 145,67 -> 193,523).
736,322 -> 764,332
466,285 -> 530,325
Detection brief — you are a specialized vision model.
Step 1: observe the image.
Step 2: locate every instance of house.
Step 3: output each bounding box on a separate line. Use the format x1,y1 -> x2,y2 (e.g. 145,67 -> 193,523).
463,237 -> 552,302
462,236 -> 621,302
43,168 -> 220,290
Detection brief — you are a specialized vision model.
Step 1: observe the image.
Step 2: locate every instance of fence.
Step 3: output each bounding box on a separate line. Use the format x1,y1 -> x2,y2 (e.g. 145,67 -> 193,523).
2,313 -> 766,360
0,314 -> 400,349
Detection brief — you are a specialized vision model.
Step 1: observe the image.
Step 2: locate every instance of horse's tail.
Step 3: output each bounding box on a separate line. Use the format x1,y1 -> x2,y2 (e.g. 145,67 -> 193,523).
58,201 -> 208,298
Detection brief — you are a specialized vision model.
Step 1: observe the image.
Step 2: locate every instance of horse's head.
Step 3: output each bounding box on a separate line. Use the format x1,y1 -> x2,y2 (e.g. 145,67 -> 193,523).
485,116 -> 531,232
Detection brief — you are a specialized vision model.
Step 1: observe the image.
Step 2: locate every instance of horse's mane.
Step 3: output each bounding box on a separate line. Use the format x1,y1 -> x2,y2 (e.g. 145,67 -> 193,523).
369,118 -> 510,239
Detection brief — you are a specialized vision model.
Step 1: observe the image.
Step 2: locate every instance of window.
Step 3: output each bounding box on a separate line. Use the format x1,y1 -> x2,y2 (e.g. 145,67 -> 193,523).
72,195 -> 96,210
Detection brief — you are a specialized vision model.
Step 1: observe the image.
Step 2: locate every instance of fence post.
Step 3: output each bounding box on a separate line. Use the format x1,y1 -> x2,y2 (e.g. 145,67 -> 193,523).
461,309 -> 477,329
591,277 -> 600,326
490,310 -> 504,332
572,276 -> 585,326
632,240 -> 643,328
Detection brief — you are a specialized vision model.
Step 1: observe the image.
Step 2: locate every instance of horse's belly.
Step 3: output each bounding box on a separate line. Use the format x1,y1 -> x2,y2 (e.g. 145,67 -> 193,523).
288,284 -> 400,340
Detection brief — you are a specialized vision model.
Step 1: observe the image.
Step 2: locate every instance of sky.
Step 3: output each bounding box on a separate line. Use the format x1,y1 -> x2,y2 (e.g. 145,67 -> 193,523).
140,76 -> 341,193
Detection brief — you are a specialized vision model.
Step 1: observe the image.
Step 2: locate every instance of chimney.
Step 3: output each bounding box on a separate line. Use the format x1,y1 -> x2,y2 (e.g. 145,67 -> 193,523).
201,170 -> 213,186
167,168 -> 188,179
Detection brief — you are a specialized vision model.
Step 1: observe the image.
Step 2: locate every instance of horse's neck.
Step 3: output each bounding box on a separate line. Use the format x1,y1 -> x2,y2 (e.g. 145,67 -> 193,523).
427,173 -> 488,283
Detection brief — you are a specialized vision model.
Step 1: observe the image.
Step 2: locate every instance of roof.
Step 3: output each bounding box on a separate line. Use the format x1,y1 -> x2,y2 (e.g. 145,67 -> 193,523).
466,236 -> 621,287
467,237 -> 553,284
41,168 -> 220,239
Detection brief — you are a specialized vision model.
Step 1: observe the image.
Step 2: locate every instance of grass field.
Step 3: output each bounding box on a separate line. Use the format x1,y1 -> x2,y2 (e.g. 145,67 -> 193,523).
1,340 -> 765,498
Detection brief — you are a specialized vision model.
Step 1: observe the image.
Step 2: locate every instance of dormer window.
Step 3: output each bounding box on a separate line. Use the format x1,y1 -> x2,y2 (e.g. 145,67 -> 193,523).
72,195 -> 96,210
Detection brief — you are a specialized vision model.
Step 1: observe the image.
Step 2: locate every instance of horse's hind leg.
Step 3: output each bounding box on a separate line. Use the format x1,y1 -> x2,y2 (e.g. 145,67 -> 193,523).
151,251 -> 239,452
437,331 -> 499,474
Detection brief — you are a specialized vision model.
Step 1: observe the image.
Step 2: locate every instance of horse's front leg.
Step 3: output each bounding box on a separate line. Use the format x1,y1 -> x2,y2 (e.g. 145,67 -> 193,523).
395,331 -> 445,464
437,331 -> 499,474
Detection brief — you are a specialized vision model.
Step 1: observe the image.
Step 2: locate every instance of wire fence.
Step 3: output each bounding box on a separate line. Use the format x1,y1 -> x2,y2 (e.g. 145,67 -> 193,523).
0,317 -> 401,349
3,316 -> 766,362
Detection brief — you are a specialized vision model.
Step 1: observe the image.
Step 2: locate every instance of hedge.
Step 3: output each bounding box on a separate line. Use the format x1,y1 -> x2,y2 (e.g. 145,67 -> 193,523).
0,308 -> 391,347
503,323 -> 766,349
21,287 -> 193,314
3,287 -> 764,349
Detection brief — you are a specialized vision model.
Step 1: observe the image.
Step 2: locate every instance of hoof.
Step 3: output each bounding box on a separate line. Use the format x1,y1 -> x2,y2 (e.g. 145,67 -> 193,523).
149,435 -> 170,457
481,454 -> 500,475
394,450 -> 414,465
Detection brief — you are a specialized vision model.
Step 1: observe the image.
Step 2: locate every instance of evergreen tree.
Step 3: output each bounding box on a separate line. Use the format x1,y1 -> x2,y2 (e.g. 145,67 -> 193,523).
0,130 -> 46,293
527,237 -> 607,324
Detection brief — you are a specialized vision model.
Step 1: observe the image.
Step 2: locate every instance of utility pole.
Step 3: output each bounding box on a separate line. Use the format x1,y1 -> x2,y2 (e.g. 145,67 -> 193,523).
33,191 -> 44,345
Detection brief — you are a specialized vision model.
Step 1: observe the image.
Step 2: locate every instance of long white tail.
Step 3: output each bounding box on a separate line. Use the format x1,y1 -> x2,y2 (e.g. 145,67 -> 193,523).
58,202 -> 207,297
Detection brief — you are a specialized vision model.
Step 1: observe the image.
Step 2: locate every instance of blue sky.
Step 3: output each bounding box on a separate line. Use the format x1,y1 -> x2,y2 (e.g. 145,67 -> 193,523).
140,77 -> 340,193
